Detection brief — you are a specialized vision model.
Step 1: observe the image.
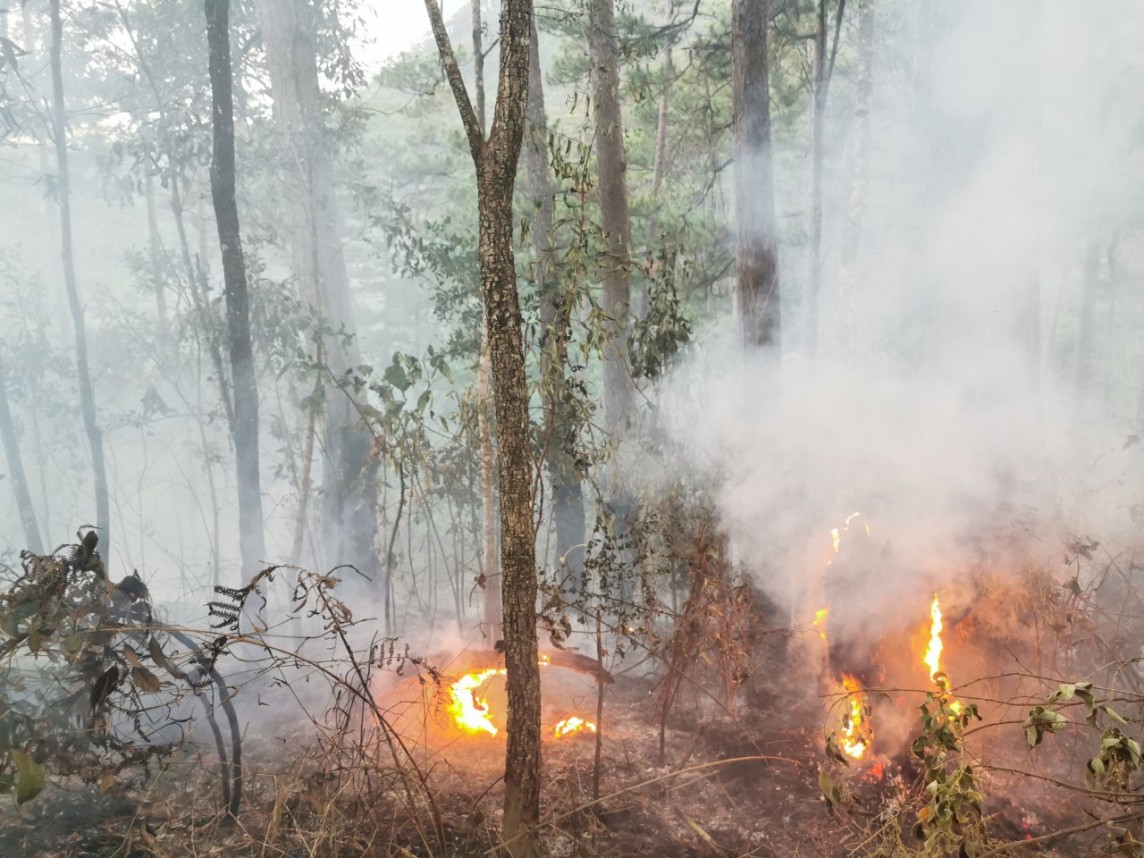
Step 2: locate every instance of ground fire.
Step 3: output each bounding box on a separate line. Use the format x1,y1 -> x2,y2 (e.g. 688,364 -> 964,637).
447,657 -> 599,738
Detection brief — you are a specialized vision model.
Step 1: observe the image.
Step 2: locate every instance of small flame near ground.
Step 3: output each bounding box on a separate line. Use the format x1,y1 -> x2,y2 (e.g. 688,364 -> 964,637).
447,656 -> 596,738
839,674 -> 872,760
554,716 -> 597,737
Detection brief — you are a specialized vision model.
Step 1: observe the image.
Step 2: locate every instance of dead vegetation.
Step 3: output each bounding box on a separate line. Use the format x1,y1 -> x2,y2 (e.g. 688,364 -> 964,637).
4,518 -> 1144,857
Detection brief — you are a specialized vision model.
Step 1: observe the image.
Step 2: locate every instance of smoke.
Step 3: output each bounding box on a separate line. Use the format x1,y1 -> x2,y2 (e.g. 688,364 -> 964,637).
652,0 -> 1144,647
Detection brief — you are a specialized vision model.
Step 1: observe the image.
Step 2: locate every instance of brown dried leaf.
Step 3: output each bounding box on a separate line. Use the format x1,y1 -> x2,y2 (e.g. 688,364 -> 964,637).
133,666 -> 162,694
122,645 -> 143,669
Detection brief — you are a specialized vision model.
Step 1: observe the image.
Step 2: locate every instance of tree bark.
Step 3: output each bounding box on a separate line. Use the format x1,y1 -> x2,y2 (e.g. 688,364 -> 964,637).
588,0 -> 634,438
49,0 -> 111,559
256,0 -> 378,584
0,355 -> 43,554
423,1 -> 540,852
205,0 -> 266,575
525,16 -> 586,587
732,0 -> 780,349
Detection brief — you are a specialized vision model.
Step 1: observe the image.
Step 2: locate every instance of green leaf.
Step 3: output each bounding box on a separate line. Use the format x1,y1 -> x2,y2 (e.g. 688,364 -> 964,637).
10,750 -> 45,804
383,360 -> 409,391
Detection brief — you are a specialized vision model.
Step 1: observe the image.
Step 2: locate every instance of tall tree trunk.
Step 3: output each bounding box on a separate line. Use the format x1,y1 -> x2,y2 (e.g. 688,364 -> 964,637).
49,0 -> 111,559
205,0 -> 266,575
525,16 -> 586,587
732,0 -> 780,349
256,0 -> 378,584
805,0 -> 845,357
640,41 -> 673,321
836,0 -> 871,341
473,0 -> 502,646
588,0 -> 633,439
0,355 -> 43,554
423,1 -> 540,852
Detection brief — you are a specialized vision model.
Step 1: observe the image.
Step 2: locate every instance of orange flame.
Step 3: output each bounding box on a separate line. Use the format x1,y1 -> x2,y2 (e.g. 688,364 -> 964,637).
448,668 -> 506,735
924,595 -> 962,714
924,595 -> 944,681
554,716 -> 597,737
840,674 -> 872,759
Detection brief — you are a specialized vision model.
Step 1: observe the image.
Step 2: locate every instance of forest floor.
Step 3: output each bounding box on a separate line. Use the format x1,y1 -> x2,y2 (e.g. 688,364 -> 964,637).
0,631 -> 1132,858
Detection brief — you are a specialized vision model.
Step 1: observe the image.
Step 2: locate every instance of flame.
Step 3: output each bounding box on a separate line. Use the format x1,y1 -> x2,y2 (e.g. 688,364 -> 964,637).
554,716 -> 597,737
924,595 -> 944,681
840,674 -> 872,760
448,656 -> 595,737
448,668 -> 506,735
924,595 -> 963,714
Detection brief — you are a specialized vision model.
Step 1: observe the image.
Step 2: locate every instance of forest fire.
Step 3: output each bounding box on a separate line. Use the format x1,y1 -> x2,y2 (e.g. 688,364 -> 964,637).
447,657 -> 597,738
448,667 -> 506,735
554,716 -> 597,737
924,595 -> 962,711
839,674 -> 871,759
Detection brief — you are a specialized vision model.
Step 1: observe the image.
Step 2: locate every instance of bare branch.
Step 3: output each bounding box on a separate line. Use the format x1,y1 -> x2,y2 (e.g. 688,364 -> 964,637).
421,0 -> 484,161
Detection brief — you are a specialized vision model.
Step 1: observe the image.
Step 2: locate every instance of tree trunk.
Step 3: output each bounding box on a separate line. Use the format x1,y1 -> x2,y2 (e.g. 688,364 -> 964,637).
142,141 -> 170,341
0,355 -> 43,554
588,0 -> 633,438
805,0 -> 827,357
49,0 -> 111,559
473,0 -> 503,647
205,0 -> 266,575
423,1 -> 540,851
732,0 -> 780,349
256,0 -> 378,584
525,16 -> 586,587
836,0 -> 871,340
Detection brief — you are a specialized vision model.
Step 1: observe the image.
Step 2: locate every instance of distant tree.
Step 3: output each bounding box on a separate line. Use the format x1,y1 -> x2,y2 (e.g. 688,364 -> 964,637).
805,0 -> 846,357
525,15 -> 586,588
732,0 -> 780,349
422,0 -> 541,853
48,0 -> 111,559
588,0 -> 634,438
0,354 -> 42,554
205,0 -> 266,576
255,0 -> 379,584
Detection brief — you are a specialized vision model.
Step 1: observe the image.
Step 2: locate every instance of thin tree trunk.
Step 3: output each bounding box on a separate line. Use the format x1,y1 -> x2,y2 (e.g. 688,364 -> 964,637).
525,16 -> 585,588
588,0 -> 634,438
732,0 -> 780,349
423,1 -> 540,851
805,0 -> 845,357
256,0 -> 378,584
205,0 -> 267,575
474,0 -> 502,646
836,0 -> 872,344
142,141 -> 169,340
0,355 -> 43,553
49,0 -> 111,559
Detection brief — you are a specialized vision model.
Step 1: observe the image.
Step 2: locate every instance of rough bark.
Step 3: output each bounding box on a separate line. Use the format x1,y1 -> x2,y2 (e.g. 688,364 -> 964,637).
0,355 -> 43,554
49,0 -> 111,559
732,0 -> 780,349
588,0 -> 634,438
205,0 -> 267,575
525,16 -> 586,586
423,1 -> 540,852
256,0 -> 378,584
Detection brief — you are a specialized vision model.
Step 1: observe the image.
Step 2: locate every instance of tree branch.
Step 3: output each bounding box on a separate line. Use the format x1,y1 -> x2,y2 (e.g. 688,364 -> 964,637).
422,0 -> 484,162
